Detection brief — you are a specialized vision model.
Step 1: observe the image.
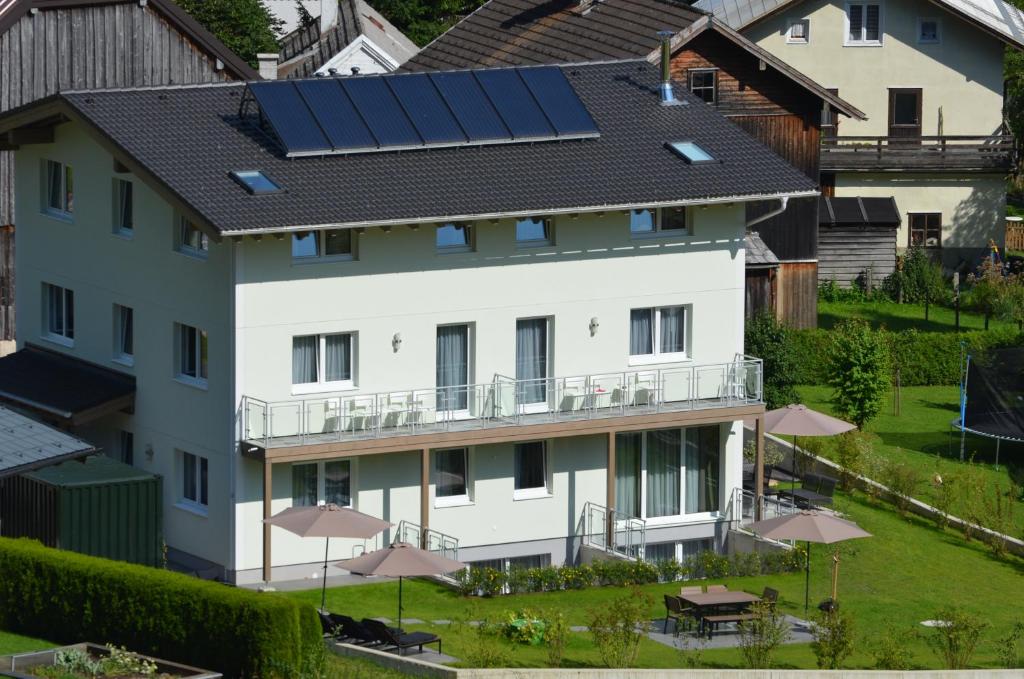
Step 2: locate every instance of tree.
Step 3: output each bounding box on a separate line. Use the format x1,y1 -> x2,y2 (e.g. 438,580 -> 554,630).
744,312 -> 798,410
828,319 -> 890,429
177,0 -> 282,68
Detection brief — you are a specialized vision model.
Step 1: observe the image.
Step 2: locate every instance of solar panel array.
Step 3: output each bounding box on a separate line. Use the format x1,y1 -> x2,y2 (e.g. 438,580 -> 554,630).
246,66 -> 600,157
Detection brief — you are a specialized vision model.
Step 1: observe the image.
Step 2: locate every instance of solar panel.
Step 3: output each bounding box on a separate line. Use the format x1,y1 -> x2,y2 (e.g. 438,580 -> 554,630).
518,67 -> 599,137
341,77 -> 422,148
428,71 -> 510,142
386,73 -> 467,145
473,69 -> 555,139
295,79 -> 378,152
248,81 -> 329,153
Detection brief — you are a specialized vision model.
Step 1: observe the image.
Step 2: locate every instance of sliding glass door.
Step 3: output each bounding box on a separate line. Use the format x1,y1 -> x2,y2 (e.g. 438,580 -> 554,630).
436,324 -> 469,413
685,425 -> 721,514
516,317 -> 549,411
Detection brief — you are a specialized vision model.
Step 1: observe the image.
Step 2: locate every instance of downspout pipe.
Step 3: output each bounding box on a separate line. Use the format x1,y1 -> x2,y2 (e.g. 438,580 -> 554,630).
746,196 -> 789,228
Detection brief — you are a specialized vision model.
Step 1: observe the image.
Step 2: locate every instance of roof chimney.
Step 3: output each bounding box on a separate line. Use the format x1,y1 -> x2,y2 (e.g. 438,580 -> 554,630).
257,53 -> 279,80
657,31 -> 677,105
320,0 -> 338,34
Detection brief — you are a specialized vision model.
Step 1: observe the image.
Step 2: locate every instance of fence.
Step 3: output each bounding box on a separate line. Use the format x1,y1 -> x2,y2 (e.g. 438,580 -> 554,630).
1006,218 -> 1024,252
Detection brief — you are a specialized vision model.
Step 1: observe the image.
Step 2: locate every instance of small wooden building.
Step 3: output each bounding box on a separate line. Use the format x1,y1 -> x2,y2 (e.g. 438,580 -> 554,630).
817,196 -> 901,287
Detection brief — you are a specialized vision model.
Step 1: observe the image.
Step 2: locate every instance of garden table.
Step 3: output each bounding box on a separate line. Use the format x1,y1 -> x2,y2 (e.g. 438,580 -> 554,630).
679,591 -> 761,637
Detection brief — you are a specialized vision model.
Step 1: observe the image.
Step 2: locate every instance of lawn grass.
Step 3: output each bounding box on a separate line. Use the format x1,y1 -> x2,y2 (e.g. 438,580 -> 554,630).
0,630 -> 53,656
285,491 -> 1024,670
818,300 -> 1015,333
796,384 -> 1024,535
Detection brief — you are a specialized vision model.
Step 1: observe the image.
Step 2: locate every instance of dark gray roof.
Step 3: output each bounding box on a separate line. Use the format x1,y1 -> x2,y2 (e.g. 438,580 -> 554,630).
0,404 -> 96,479
819,196 -> 901,227
404,0 -> 705,72
9,61 -> 817,234
745,231 -> 779,267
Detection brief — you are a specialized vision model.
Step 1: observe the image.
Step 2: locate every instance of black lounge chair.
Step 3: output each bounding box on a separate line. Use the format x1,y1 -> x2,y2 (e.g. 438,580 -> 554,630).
332,614 -> 382,645
318,610 -> 343,639
363,618 -> 442,656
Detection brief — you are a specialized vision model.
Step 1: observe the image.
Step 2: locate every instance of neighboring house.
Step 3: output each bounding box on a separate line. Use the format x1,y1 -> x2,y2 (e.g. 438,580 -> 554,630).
0,61 -> 814,582
696,0 -> 1022,279
404,0 -> 865,328
275,0 -> 418,79
0,0 -> 258,347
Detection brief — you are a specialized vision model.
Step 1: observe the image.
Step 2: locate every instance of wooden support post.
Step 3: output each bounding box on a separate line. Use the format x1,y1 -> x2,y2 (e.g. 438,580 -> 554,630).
262,460 -> 272,583
754,415 -> 766,522
606,431 -> 616,546
420,448 -> 429,549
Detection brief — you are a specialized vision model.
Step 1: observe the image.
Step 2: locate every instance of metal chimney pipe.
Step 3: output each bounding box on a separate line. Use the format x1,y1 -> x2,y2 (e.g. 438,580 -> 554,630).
658,30 -> 675,104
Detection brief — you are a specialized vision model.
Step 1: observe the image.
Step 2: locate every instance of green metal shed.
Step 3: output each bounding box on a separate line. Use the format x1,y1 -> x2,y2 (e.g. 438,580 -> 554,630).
0,455 -> 163,567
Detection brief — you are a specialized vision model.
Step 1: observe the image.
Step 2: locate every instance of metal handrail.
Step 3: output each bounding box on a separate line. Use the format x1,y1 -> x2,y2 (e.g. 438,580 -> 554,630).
579,501 -> 645,561
242,358 -> 763,446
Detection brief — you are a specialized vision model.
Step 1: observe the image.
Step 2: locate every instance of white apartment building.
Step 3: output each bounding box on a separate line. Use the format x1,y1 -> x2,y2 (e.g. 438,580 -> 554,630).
0,61 -> 815,583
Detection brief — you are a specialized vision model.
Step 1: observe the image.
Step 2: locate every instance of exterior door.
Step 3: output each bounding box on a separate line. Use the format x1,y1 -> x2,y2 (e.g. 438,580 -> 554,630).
888,88 -> 922,143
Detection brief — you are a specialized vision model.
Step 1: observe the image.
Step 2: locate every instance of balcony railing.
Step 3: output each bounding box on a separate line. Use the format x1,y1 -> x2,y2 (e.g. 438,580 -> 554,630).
242,357 -> 762,449
578,501 -> 646,561
820,134 -> 1016,172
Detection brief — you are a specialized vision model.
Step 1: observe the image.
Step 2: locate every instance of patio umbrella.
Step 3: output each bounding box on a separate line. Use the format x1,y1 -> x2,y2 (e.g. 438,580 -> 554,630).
764,404 -> 856,491
336,542 -> 466,630
750,510 -> 871,613
264,503 -> 391,610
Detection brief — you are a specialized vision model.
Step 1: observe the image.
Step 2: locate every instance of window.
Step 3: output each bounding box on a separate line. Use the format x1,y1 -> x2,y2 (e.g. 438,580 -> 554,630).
177,217 -> 209,257
117,430 -> 134,465
821,89 -> 840,142
114,304 -> 134,364
229,170 -> 283,195
513,441 -> 549,499
436,223 -> 473,252
176,323 -> 208,386
515,217 -> 552,246
629,306 -> 687,362
435,448 -> 470,506
113,179 -> 133,235
291,229 -> 355,261
685,426 -> 720,513
846,3 -> 881,45
918,18 -> 940,43
292,333 -> 354,390
43,159 -> 73,216
688,69 -> 716,104
43,283 -> 74,345
629,207 -> 688,236
786,18 -> 810,43
291,460 -> 352,507
667,142 -> 714,164
909,213 -> 942,248
181,451 -> 208,511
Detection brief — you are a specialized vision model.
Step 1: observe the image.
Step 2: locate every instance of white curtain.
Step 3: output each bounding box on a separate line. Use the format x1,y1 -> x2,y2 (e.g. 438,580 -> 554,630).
436,325 -> 469,410
324,460 -> 350,506
516,318 -> 547,404
325,334 -> 351,381
292,335 -> 319,384
436,449 -> 467,497
292,464 -> 318,506
615,432 -> 641,518
660,307 -> 685,354
630,309 -> 653,355
685,426 -> 721,513
646,429 -> 681,517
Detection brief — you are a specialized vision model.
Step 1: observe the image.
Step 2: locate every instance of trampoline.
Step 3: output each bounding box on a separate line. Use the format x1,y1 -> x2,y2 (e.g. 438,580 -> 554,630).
953,347 -> 1024,464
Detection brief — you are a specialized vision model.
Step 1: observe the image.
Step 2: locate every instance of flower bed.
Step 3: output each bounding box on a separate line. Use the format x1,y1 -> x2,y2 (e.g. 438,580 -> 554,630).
0,643 -> 221,679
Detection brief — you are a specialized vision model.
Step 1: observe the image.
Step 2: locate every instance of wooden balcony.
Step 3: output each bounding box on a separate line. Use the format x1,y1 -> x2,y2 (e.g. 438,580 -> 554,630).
820,135 -> 1016,173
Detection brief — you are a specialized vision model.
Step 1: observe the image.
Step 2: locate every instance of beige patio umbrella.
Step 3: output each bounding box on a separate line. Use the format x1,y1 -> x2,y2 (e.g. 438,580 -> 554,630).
750,511 -> 871,613
264,503 -> 391,610
765,404 -> 856,491
336,542 -> 466,630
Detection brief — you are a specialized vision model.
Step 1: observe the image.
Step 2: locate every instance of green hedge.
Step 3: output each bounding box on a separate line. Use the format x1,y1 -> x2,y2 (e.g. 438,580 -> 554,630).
790,327 -> 1024,386
0,538 -> 320,678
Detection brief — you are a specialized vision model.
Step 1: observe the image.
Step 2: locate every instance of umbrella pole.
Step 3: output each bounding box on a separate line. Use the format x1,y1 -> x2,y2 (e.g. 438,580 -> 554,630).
804,540 -> 811,614
398,576 -> 403,631
831,549 -> 840,602
792,436 -> 798,492
321,537 -> 330,612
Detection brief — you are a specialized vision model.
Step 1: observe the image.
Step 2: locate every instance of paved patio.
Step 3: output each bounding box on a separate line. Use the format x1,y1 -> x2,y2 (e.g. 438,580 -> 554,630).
646,615 -> 814,650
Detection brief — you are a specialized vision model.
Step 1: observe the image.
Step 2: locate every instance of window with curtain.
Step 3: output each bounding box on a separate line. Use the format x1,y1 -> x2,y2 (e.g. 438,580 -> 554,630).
114,304 -> 133,362
435,448 -> 468,501
43,283 -> 74,343
615,432 -> 642,518
508,553 -> 551,570
292,460 -> 352,507
515,217 -> 552,245
113,179 -> 133,234
292,463 -> 318,507
629,209 -> 655,234
630,208 -> 688,236
516,318 -> 548,405
514,441 -> 548,496
43,159 -> 73,215
182,451 -> 208,509
646,429 -> 681,517
178,218 -> 209,256
436,324 -> 469,411
436,223 -> 473,251
292,333 -> 353,388
324,460 -> 351,506
177,323 -> 208,384
909,213 -> 941,248
685,426 -> 721,514
630,306 -> 686,359
644,542 -> 678,563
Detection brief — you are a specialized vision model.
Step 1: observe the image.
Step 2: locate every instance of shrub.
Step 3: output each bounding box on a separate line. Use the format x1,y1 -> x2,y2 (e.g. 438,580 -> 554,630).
528,565 -> 561,592
738,601 -> 790,668
559,564 -> 594,590
835,431 -> 871,490
828,319 -> 890,429
655,558 -> 683,583
872,626 -> 918,670
730,551 -> 760,577
479,567 -> 506,597
506,565 -> 530,595
500,609 -> 547,645
811,609 -> 855,669
926,607 -> 989,669
588,589 -> 652,668
745,313 -> 799,409
0,537 -> 320,679
996,621 -> 1024,669
543,610 -> 570,668
626,560 -> 659,585
698,551 -> 731,579
458,617 -> 511,668
883,246 -> 946,304
880,460 -> 922,514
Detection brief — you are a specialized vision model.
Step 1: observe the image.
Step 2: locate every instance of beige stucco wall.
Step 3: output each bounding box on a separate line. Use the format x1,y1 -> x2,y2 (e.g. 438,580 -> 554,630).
745,0 -> 1007,137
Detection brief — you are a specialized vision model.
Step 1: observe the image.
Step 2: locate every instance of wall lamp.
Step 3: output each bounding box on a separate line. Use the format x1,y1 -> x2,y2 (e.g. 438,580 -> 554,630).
392,333 -> 402,353
589,317 -> 600,337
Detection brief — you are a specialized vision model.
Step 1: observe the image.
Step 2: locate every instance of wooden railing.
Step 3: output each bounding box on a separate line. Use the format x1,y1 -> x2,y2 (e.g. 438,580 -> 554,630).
820,134 -> 1016,172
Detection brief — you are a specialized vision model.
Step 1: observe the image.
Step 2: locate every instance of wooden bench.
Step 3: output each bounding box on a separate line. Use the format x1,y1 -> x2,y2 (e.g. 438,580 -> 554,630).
702,612 -> 757,638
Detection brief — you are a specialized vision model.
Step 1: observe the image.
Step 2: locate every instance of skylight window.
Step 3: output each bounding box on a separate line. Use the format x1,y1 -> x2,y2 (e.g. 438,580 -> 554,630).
229,170 -> 283,195
667,141 -> 714,164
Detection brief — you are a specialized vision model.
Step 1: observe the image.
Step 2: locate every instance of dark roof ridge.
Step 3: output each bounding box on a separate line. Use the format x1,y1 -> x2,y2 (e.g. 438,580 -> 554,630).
62,80 -> 246,96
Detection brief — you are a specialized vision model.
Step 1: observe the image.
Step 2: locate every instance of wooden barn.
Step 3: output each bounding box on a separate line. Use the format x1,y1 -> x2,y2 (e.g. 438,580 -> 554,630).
0,0 -> 257,344
818,196 -> 901,288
